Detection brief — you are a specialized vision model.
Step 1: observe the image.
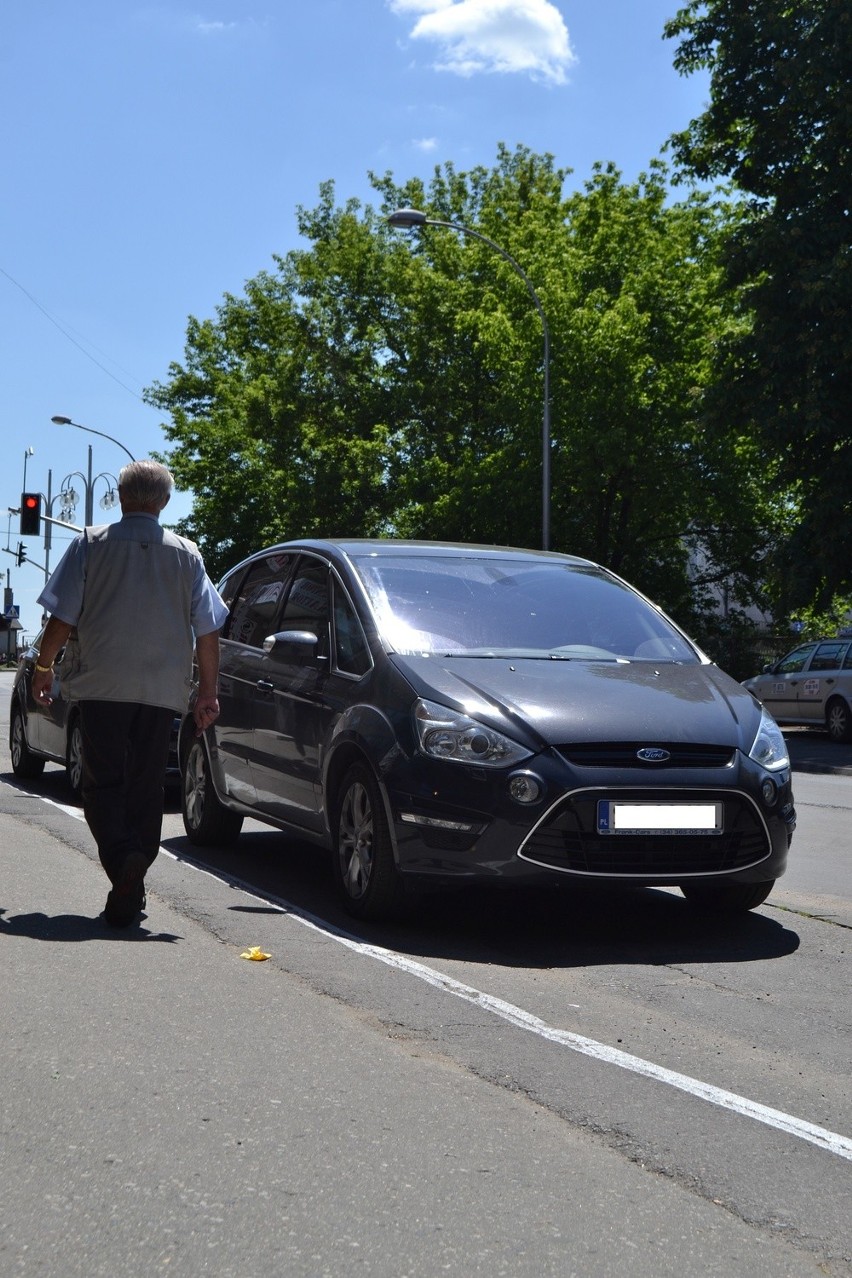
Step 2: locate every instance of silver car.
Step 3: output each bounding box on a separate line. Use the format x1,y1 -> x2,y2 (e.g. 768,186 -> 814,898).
742,638 -> 852,742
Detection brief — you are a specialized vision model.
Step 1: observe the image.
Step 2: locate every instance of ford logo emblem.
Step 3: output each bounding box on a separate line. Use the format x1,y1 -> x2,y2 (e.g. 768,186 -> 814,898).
636,747 -> 670,763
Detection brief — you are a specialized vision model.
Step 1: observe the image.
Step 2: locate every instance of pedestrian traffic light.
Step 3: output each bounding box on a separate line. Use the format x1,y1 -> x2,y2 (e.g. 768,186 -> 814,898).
20,493 -> 41,536
16,542 -> 27,566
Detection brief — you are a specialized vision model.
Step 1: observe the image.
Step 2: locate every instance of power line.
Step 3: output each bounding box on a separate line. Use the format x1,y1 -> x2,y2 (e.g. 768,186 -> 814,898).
0,264 -> 145,402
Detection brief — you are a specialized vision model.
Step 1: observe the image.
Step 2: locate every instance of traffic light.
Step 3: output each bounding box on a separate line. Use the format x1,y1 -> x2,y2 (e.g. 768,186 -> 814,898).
20,492 -> 41,536
16,542 -> 27,566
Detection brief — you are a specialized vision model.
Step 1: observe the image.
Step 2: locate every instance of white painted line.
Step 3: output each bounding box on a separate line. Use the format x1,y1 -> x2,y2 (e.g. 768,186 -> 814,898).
12,786 -> 852,1164
161,847 -> 852,1165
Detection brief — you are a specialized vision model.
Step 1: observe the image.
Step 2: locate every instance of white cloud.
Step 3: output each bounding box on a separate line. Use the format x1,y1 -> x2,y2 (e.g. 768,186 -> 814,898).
388,0 -> 575,85
413,136 -> 440,151
193,19 -> 238,34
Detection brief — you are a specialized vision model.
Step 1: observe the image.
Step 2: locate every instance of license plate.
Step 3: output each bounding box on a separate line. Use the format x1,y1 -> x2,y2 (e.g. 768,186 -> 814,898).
597,800 -> 723,836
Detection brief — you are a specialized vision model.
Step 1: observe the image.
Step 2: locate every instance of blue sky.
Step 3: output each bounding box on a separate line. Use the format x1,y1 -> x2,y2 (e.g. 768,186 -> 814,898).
1,0 -> 709,640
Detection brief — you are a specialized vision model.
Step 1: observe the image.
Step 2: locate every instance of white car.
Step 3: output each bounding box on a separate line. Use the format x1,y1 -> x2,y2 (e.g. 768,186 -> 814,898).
742,639 -> 852,742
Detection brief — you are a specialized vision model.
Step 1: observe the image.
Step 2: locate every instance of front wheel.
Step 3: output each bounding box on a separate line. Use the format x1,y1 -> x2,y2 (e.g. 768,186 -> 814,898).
10,705 -> 45,779
825,697 -> 852,743
182,738 -> 243,845
333,763 -> 404,920
680,880 -> 775,913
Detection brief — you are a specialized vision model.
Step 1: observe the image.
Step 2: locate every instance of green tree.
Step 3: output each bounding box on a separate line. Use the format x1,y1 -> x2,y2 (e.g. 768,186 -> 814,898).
664,0 -> 852,612
147,145 -> 767,627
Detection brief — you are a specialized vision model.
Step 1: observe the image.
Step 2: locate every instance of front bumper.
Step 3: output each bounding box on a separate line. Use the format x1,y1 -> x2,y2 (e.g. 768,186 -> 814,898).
383,748 -> 795,887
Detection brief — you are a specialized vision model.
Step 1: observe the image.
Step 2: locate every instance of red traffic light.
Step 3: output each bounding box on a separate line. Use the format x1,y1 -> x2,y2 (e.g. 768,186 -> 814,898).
20,492 -> 42,536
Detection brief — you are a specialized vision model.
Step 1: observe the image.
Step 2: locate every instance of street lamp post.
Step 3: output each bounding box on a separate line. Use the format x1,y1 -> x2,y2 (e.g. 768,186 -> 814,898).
47,416 -> 130,531
387,207 -> 552,551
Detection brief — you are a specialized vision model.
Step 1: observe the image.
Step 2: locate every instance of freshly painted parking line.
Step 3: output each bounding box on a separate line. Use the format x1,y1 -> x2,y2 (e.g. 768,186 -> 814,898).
18,787 -> 852,1164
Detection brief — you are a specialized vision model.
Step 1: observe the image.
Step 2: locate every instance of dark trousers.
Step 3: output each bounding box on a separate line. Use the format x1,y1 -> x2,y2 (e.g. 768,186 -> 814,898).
78,701 -> 175,885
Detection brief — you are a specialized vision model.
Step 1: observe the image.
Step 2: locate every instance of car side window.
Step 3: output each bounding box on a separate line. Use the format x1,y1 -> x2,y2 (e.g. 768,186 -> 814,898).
843,645 -> 852,670
224,555 -> 294,648
332,577 -> 371,677
774,644 -> 816,674
810,641 -> 847,671
279,557 -> 330,657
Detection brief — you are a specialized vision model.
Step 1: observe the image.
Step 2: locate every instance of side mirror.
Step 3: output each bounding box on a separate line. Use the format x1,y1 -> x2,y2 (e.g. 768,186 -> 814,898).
263,630 -> 326,661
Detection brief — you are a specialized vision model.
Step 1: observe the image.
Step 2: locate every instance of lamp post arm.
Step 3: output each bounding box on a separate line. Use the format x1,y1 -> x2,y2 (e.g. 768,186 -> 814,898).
51,417 -> 136,463
71,422 -> 136,464
426,219 -> 550,344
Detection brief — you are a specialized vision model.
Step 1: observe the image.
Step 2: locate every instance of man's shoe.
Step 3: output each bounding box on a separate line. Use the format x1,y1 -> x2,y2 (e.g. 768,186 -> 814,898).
103,852 -> 147,928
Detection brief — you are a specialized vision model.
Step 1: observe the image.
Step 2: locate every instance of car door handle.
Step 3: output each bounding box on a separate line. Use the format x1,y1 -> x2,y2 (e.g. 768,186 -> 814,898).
256,679 -> 275,693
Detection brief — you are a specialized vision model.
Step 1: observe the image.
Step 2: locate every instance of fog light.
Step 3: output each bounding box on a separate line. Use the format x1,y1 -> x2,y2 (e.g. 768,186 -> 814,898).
761,777 -> 777,806
509,772 -> 543,804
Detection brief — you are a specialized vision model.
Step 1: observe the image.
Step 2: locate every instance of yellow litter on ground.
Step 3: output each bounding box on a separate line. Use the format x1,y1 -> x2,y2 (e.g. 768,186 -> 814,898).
240,946 -> 271,961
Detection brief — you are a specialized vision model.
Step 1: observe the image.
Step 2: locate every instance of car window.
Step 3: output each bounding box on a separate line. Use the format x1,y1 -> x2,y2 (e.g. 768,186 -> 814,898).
280,556 -> 330,656
774,643 -> 817,674
844,645 -> 852,670
353,555 -> 698,661
332,577 -> 372,678
224,554 -> 295,648
809,641 -> 847,671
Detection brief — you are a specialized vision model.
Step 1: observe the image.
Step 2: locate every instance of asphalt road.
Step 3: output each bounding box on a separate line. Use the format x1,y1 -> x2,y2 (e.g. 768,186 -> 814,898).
1,672 -> 850,1277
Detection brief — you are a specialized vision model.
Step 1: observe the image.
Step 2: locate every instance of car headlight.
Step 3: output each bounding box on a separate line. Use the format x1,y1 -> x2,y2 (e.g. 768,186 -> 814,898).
414,698 -> 532,768
748,708 -> 789,772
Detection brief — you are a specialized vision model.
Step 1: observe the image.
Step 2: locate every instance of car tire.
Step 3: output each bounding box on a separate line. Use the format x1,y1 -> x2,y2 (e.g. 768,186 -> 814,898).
680,879 -> 775,913
333,762 -> 404,921
825,696 -> 852,743
10,704 -> 46,779
66,714 -> 84,797
182,738 -> 244,846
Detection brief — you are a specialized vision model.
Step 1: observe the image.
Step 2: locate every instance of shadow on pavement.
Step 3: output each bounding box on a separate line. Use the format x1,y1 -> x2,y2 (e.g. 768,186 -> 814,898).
0,907 -> 181,943
785,727 -> 852,775
161,831 -> 801,971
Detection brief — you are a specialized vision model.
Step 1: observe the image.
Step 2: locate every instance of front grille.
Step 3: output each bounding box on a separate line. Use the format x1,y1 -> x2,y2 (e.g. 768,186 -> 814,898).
558,742 -> 736,769
519,788 -> 770,877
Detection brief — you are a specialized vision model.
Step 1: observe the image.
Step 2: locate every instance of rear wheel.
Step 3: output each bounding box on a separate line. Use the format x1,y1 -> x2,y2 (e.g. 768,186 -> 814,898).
182,738 -> 243,845
66,714 -> 84,797
10,705 -> 45,779
825,697 -> 852,743
680,880 -> 775,913
333,762 -> 404,920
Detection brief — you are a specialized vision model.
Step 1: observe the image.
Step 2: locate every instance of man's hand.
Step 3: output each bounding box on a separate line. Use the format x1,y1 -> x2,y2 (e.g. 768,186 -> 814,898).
32,667 -> 55,707
193,694 -> 220,737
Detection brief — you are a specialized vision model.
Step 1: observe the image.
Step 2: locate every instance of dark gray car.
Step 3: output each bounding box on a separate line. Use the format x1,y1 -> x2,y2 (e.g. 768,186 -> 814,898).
180,540 -> 796,921
10,627 -> 180,797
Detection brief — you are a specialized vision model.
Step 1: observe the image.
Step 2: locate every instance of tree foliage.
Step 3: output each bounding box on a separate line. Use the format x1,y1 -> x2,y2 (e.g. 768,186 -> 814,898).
664,0 -> 852,611
146,145 -> 769,630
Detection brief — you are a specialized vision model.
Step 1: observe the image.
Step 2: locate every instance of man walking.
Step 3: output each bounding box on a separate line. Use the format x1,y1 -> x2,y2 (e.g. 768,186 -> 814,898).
31,460 -> 228,927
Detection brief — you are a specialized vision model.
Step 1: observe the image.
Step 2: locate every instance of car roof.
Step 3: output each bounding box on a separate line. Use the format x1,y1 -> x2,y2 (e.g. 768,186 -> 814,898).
225,538 -> 599,577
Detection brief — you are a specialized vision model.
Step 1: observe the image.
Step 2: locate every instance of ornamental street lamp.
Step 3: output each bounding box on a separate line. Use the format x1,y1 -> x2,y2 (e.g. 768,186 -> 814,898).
387,207 -> 553,551
57,454 -> 120,526
49,415 -> 134,527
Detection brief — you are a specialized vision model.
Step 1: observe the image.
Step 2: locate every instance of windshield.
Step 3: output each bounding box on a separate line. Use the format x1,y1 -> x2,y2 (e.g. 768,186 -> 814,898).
353,555 -> 698,663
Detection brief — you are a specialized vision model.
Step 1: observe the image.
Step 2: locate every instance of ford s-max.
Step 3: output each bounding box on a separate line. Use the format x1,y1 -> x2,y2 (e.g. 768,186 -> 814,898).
180,540 -> 795,920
